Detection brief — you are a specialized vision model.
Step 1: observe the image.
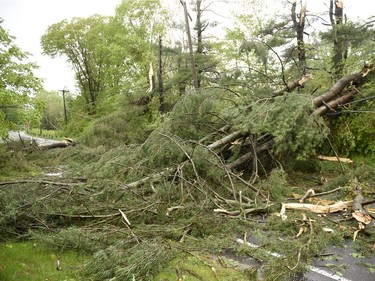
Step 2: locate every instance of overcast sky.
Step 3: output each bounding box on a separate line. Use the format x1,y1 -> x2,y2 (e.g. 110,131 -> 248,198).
0,0 -> 373,93
0,0 -> 121,92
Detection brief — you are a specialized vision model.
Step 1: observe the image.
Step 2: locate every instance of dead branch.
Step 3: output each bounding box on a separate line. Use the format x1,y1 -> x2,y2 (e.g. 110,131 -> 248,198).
362,199 -> 375,206
351,177 -> 373,224
278,201 -> 352,220
207,130 -> 245,150
50,212 -> 120,219
272,75 -> 312,97
39,139 -> 75,150
316,155 -> 354,164
299,189 -> 315,203
120,168 -> 176,189
198,124 -> 230,143
307,186 -> 344,199
226,140 -> 273,170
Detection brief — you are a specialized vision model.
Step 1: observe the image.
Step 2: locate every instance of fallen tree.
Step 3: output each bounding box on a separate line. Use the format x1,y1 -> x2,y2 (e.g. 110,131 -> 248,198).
1,63 -> 374,281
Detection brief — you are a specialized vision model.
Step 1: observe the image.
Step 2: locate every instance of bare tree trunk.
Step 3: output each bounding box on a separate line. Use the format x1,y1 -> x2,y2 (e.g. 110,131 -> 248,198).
330,0 -> 347,80
291,0 -> 307,75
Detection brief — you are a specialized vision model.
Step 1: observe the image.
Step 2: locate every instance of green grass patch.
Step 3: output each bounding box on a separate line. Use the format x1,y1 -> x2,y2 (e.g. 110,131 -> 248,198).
0,242 -> 88,281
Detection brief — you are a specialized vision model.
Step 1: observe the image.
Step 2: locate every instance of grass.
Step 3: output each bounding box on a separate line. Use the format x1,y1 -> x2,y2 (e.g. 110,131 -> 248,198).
0,242 -> 88,281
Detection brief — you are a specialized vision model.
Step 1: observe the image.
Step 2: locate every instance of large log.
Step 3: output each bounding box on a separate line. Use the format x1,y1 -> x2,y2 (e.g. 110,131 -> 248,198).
313,64 -> 374,107
312,89 -> 356,116
39,138 -> 75,150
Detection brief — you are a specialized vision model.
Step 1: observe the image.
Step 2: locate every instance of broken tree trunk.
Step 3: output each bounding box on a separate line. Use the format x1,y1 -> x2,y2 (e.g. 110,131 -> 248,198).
313,64 -> 374,107
39,138 -> 75,150
312,89 -> 357,116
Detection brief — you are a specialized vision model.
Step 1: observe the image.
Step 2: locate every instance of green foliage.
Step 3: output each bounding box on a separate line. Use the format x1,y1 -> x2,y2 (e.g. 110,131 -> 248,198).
81,109 -> 149,148
33,227 -> 115,254
0,19 -> 42,137
234,93 -> 329,160
41,1 -> 167,114
260,167 -> 291,202
141,89 -> 232,168
82,239 -> 177,281
0,143 -> 40,180
328,80 -> 375,156
34,90 -> 64,130
156,253 -> 253,281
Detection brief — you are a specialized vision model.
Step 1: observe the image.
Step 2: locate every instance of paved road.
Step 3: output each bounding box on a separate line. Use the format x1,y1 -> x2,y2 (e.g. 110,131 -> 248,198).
235,236 -> 375,281
0,130 -> 60,146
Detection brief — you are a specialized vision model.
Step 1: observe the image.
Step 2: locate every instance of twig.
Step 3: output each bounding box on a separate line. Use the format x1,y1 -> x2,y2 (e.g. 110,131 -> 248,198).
303,186 -> 344,199
17,187 -> 64,209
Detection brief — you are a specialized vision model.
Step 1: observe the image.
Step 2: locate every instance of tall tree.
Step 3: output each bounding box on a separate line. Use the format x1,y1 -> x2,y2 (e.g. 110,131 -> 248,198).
191,0 -> 221,88
41,0 -> 167,115
41,15 -> 110,114
0,19 -> 42,137
330,0 -> 347,79
291,0 -> 307,75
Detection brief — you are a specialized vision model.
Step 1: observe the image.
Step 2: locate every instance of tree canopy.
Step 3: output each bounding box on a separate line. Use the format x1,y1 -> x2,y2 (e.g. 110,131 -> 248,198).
0,19 -> 42,137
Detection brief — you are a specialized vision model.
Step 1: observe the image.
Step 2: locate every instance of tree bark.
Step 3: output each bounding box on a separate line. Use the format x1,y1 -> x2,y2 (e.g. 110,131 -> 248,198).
313,63 -> 374,107
330,0 -> 347,80
312,89 -> 356,116
272,74 -> 312,97
291,0 -> 307,74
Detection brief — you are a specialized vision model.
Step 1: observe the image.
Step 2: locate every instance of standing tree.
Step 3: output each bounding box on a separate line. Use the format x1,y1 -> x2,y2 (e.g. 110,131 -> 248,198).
291,0 -> 307,75
330,0 -> 347,80
192,0 -> 222,88
41,15 -> 110,114
41,0 -> 167,115
0,19 -> 42,137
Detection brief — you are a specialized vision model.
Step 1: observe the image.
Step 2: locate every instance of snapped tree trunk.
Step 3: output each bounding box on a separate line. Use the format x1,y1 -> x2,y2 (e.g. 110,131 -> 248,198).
291,0 -> 307,75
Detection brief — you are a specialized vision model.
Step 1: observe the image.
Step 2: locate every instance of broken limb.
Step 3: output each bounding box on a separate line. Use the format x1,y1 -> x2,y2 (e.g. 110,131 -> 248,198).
272,74 -> 313,97
316,155 -> 354,164
312,89 -> 357,116
278,201 -> 352,220
312,63 -> 374,107
350,177 -> 373,232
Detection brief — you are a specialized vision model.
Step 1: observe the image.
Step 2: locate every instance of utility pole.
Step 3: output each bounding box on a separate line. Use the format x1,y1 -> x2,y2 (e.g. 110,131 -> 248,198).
60,88 -> 68,125
181,1 -> 199,90
158,34 -> 164,113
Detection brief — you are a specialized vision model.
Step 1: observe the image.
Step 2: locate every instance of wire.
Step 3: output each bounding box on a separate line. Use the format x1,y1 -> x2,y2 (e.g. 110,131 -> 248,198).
338,95 -> 375,107
327,110 -> 375,115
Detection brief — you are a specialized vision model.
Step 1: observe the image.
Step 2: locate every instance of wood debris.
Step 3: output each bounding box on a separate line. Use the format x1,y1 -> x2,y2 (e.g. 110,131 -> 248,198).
278,201 -> 352,220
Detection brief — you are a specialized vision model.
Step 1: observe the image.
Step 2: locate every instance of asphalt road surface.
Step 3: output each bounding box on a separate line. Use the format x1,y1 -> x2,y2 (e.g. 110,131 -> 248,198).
0,130 -> 60,146
236,237 -> 375,281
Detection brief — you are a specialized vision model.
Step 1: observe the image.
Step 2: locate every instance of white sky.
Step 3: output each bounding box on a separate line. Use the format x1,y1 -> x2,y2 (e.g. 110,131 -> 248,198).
0,0 -> 373,93
0,0 -> 121,92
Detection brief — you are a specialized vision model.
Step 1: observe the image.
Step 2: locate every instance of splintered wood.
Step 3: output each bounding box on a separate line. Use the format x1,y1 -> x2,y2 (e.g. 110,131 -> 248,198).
317,155 -> 353,164
278,201 -> 352,220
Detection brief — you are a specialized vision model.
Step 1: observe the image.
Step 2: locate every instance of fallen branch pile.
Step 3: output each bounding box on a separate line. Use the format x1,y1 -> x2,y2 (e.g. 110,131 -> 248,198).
1,63 -> 374,280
